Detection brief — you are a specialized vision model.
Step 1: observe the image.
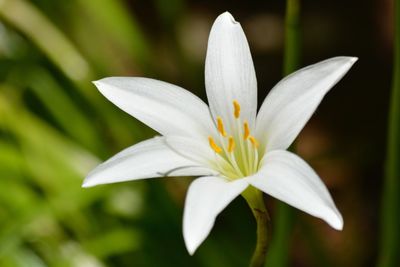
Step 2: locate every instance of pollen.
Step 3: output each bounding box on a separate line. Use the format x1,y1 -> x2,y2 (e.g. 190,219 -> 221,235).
208,136 -> 222,153
233,100 -> 241,118
248,135 -> 259,148
228,136 -> 235,152
243,121 -> 250,140
216,116 -> 227,136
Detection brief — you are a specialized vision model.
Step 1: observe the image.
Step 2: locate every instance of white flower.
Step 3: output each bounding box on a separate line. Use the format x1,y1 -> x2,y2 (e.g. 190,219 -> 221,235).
83,12 -> 357,255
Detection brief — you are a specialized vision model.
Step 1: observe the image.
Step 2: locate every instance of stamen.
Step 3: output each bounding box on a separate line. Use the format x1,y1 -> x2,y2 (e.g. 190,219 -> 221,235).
213,153 -> 238,179
253,148 -> 259,173
248,135 -> 259,148
216,116 -> 227,136
208,136 -> 222,153
228,136 -> 235,152
233,100 -> 241,118
243,121 -> 250,140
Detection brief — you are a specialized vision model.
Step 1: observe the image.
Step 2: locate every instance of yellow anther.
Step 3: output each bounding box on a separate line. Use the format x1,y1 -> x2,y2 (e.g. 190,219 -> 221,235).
243,121 -> 250,140
208,136 -> 222,153
228,136 -> 235,153
248,135 -> 259,148
233,100 -> 241,118
217,116 -> 227,136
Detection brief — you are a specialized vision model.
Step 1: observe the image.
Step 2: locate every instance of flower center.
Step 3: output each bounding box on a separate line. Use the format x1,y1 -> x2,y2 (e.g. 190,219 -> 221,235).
208,100 -> 261,179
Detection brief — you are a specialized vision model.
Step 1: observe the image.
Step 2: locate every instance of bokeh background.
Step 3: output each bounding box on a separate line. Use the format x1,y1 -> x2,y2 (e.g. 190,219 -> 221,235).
0,0 -> 397,266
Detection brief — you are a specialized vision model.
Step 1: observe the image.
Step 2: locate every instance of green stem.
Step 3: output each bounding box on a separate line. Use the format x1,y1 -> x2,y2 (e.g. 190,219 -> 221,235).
250,208 -> 270,267
378,0 -> 400,266
266,1 -> 300,266
242,187 -> 271,267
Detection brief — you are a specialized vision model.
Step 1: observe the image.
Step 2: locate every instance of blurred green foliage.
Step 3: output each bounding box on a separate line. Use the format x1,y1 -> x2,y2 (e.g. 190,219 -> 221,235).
379,0 -> 400,266
265,0 -> 300,265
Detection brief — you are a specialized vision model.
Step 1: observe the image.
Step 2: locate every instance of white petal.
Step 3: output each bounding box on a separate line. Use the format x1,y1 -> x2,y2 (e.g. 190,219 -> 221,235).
165,136 -> 216,167
248,150 -> 343,230
83,137 -> 214,187
205,12 -> 257,132
255,57 -> 357,151
94,77 -> 216,139
183,176 -> 248,254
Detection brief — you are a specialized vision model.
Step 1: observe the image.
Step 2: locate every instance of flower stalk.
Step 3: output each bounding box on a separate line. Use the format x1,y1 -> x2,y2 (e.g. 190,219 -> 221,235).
243,187 -> 270,267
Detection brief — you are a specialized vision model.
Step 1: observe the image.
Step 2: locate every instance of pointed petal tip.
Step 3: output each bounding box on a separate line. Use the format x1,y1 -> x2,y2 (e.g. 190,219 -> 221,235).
185,241 -> 197,256
82,172 -> 103,188
321,206 -> 343,230
329,211 -> 344,231
330,220 -> 343,231
92,77 -> 122,88
217,11 -> 239,25
344,56 -> 358,65
92,79 -> 105,89
183,226 -> 201,256
81,178 -> 95,188
335,56 -> 358,66
349,56 -> 358,63
339,56 -> 358,74
183,225 -> 205,256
